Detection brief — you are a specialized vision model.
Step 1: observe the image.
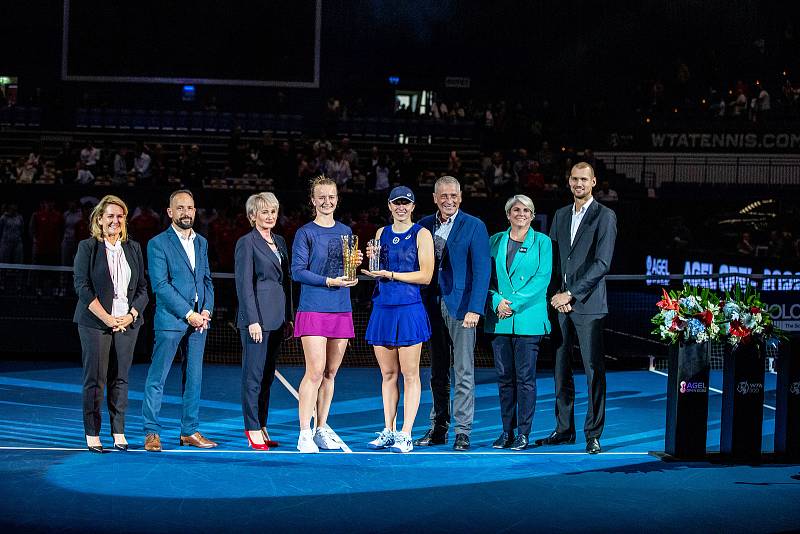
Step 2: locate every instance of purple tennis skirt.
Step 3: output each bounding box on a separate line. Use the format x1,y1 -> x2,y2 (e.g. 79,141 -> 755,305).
294,311 -> 355,339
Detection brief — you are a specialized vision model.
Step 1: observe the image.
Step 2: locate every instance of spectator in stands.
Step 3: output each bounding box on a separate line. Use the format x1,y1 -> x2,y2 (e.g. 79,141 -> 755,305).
73,195 -> 148,453
235,192 -> 293,451
524,160 -> 546,193
768,230 -> 785,259
29,200 -> 63,265
26,144 -> 42,172
755,85 -> 771,122
736,231 -> 755,256
594,180 -> 619,203
56,141 -> 78,184
0,204 -> 24,263
351,210 -> 378,249
447,150 -> 463,179
182,144 -> 207,190
315,147 -> 331,176
313,134 -> 333,154
537,141 -> 555,177
75,162 -> 95,185
340,137 -> 359,171
0,159 -> 13,184
15,156 -> 36,184
61,200 -> 84,265
368,154 -> 393,194
133,142 -> 152,183
485,194 -> 552,451
80,140 -> 100,173
369,145 -> 380,170
512,148 -> 532,184
395,147 -> 418,187
297,151 -> 318,182
150,144 -> 168,183
362,186 -> 435,453
327,150 -> 352,188
274,141 -> 296,191
484,151 -> 512,196
113,146 -> 130,186
128,202 -> 163,257
291,176 -> 361,453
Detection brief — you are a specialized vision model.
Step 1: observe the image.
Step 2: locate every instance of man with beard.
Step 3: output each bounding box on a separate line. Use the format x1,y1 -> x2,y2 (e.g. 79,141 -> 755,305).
142,190 -> 217,451
536,162 -> 616,454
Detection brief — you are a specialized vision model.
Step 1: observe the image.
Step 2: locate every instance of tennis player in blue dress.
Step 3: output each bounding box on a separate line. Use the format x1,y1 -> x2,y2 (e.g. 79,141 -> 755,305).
362,186 -> 434,453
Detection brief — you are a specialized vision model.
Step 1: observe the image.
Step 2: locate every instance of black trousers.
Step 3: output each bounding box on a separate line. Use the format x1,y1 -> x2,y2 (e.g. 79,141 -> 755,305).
490,334 -> 542,436
240,328 -> 282,430
553,313 -> 606,439
78,324 -> 139,436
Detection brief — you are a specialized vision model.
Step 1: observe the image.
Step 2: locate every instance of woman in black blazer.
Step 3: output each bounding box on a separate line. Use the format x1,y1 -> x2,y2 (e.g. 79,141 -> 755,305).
73,195 -> 148,452
235,192 -> 293,450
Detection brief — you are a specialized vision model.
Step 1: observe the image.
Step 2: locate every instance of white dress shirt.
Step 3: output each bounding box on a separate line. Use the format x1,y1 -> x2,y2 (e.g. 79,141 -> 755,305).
570,197 -> 594,246
105,239 -> 132,317
172,226 -> 199,317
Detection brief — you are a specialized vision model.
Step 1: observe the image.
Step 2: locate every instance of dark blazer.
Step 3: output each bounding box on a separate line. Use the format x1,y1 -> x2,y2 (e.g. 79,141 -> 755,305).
147,227 -> 214,331
549,199 -> 617,315
419,210 -> 491,320
73,237 -> 149,330
234,229 -> 293,330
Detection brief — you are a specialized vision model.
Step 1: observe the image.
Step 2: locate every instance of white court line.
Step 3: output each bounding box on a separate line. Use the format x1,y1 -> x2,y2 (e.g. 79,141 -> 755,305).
648,369 -> 776,411
274,370 -> 352,453
0,446 -> 651,456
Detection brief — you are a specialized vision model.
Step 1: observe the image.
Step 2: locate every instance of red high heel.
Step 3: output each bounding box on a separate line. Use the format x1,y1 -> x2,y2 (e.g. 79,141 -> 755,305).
245,431 -> 269,451
261,429 -> 279,448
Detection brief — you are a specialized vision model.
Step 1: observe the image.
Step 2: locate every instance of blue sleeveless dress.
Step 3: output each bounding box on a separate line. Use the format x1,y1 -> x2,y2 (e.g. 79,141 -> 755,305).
365,223 -> 432,347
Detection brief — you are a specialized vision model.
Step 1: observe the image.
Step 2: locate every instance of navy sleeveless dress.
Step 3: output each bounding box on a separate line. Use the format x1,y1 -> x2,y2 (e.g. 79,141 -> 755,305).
365,223 -> 432,347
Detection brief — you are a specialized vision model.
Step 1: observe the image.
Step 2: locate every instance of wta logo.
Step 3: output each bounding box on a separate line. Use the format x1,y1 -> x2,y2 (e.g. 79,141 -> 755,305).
679,381 -> 707,393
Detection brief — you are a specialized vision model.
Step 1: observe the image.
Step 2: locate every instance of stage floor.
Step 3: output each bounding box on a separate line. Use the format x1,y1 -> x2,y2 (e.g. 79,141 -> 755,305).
0,361 -> 797,533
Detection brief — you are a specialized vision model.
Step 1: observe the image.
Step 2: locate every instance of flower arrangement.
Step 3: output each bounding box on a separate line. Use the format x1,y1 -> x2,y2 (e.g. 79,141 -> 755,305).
720,285 -> 782,347
652,284 -> 723,344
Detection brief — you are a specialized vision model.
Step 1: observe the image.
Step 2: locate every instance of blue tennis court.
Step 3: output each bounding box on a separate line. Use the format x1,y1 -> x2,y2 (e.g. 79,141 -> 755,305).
0,360 -> 798,532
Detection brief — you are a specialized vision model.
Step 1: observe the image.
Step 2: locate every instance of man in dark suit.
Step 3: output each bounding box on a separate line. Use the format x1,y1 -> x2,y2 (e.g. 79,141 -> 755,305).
142,190 -> 216,452
537,162 -> 617,454
415,176 -> 491,451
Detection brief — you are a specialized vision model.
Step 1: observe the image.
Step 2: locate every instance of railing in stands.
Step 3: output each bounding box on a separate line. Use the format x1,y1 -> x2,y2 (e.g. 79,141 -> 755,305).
597,152 -> 800,188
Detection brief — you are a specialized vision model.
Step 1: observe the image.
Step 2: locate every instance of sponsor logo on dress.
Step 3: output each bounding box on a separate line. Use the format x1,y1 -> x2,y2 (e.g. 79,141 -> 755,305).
680,381 -> 707,393
392,236 -> 400,244
736,381 -> 764,395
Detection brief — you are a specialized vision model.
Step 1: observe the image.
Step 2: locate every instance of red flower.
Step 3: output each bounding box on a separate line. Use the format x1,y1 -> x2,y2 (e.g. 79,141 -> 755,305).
750,306 -> 761,314
697,310 -> 713,326
656,289 -> 679,311
729,320 -> 751,339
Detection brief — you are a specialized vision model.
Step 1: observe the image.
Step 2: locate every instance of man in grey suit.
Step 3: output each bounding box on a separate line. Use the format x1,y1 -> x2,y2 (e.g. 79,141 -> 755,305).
536,161 -> 617,454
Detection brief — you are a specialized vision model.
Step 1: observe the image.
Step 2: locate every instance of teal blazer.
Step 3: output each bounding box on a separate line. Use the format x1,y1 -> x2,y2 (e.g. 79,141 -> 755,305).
484,228 -> 552,336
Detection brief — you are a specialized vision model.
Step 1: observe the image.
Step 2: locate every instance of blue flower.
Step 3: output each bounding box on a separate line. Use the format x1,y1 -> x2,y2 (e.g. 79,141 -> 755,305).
686,318 -> 706,339
723,301 -> 740,320
662,310 -> 676,327
680,296 -> 701,312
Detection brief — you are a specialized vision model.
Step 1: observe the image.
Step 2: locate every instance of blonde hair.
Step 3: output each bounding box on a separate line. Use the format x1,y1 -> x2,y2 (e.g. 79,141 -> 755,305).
246,192 -> 280,226
309,175 -> 337,215
90,195 -> 129,242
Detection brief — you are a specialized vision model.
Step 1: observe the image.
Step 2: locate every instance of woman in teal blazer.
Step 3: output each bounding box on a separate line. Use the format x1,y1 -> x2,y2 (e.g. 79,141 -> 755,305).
485,194 -> 552,451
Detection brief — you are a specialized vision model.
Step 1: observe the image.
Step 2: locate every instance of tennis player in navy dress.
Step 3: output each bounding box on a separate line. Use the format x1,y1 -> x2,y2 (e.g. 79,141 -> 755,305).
363,186 -> 434,453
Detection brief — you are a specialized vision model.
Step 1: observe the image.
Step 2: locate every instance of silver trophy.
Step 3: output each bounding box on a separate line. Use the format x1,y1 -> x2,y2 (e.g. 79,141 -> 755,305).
368,239 -> 381,271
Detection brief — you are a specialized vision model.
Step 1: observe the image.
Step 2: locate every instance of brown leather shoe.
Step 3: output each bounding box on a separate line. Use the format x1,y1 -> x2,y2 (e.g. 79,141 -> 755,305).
179,432 -> 218,449
144,434 -> 162,452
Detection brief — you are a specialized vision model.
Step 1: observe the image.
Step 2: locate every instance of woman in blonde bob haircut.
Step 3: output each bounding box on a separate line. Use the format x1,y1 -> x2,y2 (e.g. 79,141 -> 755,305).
90,195 -> 129,242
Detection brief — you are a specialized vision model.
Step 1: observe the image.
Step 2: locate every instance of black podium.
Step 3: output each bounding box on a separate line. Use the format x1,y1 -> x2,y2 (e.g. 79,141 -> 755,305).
720,340 -> 765,460
665,341 -> 711,458
775,336 -> 800,461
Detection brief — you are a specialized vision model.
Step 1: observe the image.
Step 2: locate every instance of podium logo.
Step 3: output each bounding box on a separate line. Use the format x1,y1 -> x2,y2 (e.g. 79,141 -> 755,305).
736,381 -> 764,395
790,382 -> 800,396
679,381 -> 707,393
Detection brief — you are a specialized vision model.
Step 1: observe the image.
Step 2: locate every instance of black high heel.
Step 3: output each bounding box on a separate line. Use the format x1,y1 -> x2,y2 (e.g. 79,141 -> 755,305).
87,445 -> 104,453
